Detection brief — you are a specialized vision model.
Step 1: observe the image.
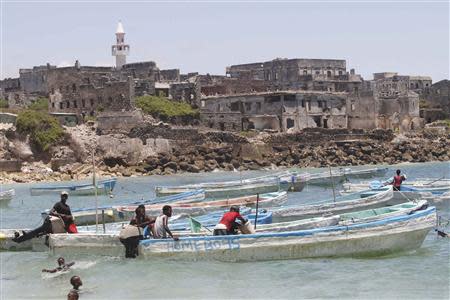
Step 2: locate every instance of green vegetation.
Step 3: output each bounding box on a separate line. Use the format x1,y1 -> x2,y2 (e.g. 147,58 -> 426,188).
239,130 -> 257,138
84,115 -> 96,122
16,110 -> 64,151
136,95 -> 199,121
434,119 -> 450,127
28,97 -> 49,111
0,98 -> 8,109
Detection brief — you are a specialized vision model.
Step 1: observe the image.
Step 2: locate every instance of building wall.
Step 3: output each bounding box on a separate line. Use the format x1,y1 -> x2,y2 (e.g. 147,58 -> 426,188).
423,80 -> 449,116
226,58 -> 361,94
18,64 -> 56,93
200,92 -> 348,132
47,67 -> 134,115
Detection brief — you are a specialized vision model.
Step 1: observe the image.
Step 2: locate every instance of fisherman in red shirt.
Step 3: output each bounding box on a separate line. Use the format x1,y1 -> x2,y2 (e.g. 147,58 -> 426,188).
389,169 -> 407,191
213,206 -> 247,235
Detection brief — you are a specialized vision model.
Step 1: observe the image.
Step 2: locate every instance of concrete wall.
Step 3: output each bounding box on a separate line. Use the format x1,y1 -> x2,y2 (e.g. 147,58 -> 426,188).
0,113 -> 17,124
97,110 -> 144,134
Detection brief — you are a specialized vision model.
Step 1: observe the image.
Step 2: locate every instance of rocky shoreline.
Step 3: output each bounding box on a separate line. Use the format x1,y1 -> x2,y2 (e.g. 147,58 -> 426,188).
1,125 -> 449,184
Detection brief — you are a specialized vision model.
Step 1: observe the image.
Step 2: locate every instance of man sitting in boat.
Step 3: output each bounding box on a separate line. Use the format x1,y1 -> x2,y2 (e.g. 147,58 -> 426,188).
13,191 -> 76,243
153,205 -> 179,241
119,205 -> 156,258
388,169 -> 407,191
42,257 -> 75,273
213,206 -> 248,236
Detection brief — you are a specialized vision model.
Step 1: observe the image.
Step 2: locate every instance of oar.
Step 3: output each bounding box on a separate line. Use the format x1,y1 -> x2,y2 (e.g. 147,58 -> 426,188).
254,193 -> 260,230
424,176 -> 445,186
394,186 -> 417,203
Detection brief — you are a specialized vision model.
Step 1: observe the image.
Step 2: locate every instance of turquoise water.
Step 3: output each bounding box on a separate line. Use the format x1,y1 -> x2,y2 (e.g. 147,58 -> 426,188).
1,162 -> 449,299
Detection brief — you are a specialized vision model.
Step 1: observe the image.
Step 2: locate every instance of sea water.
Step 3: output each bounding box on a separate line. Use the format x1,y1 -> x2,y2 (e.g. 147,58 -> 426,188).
1,162 -> 449,299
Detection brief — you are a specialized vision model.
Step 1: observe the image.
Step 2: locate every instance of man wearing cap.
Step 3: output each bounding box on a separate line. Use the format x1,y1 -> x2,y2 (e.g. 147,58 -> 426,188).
13,191 -> 75,243
50,191 -> 75,232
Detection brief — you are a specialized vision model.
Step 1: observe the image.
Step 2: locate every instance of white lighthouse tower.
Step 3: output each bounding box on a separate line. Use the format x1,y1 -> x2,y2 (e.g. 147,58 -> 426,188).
111,21 -> 129,70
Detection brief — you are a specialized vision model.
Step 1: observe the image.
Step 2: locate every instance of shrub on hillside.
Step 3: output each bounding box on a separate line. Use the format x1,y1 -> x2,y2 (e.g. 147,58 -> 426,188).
136,96 -> 199,121
0,98 -> 8,108
16,110 -> 64,151
28,97 -> 49,111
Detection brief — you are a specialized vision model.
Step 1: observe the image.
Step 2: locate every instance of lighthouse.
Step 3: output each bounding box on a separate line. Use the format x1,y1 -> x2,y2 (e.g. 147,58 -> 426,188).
111,21 -> 129,70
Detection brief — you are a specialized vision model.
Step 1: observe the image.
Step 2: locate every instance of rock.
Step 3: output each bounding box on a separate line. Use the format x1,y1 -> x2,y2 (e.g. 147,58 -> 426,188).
163,161 -> 178,171
97,135 -> 145,166
179,161 -> 189,171
187,164 -> 200,173
163,167 -> 175,175
403,153 -> 414,162
194,160 -> 205,170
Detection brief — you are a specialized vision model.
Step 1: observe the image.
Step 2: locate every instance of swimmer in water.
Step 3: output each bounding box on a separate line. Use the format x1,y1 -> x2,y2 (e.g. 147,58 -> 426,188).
67,276 -> 82,300
42,257 -> 75,273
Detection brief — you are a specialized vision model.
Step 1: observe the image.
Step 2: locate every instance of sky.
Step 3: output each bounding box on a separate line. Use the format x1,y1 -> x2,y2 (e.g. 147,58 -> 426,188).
1,1 -> 449,81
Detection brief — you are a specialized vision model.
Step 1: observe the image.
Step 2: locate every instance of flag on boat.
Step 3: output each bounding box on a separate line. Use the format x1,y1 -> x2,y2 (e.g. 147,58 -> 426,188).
189,217 -> 202,233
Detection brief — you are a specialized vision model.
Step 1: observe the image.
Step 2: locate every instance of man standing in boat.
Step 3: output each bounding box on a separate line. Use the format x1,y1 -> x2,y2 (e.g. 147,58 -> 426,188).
388,169 -> 407,191
13,191 -> 76,243
213,206 -> 247,235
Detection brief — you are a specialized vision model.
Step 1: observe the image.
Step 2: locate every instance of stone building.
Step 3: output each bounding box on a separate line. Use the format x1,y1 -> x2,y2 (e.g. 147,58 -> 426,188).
346,74 -> 421,131
200,91 -> 348,132
227,58 -> 363,93
421,79 -> 450,123
0,64 -> 56,108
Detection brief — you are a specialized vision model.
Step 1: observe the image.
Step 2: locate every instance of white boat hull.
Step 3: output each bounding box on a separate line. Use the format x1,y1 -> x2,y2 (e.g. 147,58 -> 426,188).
46,207 -> 436,261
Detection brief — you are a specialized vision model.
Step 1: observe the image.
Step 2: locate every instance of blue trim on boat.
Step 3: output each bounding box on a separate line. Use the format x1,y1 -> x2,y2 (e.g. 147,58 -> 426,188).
140,206 -> 436,245
32,178 -> 117,190
69,189 -> 205,213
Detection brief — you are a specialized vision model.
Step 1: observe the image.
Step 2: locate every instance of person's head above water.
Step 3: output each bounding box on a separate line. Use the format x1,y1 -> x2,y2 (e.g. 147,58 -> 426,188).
61,191 -> 69,203
162,205 -> 172,217
396,169 -> 401,175
70,276 -> 82,289
57,257 -> 65,266
230,206 -> 240,213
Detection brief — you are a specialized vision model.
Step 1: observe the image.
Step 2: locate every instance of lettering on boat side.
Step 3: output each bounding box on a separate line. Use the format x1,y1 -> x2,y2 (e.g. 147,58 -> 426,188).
165,238 -> 240,252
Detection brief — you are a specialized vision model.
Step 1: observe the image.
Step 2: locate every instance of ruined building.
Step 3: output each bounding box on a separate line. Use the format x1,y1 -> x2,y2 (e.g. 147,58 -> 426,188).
226,58 -> 363,93
200,91 -> 348,132
200,60 -> 425,133
0,23 -> 438,132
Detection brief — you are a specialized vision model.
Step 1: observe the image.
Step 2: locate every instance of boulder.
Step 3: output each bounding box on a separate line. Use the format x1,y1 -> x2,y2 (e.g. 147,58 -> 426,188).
97,135 -> 145,166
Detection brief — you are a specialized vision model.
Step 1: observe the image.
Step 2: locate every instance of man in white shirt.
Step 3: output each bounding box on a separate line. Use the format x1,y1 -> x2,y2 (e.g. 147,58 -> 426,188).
153,205 -> 179,241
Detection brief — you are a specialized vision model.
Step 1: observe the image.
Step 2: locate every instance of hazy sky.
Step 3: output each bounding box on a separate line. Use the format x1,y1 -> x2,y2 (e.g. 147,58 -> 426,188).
1,1 -> 449,81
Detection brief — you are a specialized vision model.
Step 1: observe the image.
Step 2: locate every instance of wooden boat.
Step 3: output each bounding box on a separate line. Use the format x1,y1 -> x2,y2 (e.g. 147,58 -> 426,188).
0,189 -> 15,201
0,200 -> 427,251
78,206 -> 254,233
30,178 -> 117,196
41,189 -> 206,226
179,200 -> 429,234
170,212 -> 273,231
155,171 -> 309,197
46,206 -> 437,260
304,167 -> 389,186
272,186 -> 395,219
117,191 -> 288,219
342,179 -> 450,202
